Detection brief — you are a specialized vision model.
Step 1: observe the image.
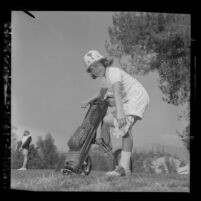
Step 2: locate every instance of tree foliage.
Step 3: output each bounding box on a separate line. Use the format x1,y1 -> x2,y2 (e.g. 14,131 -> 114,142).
36,133 -> 59,169
11,141 -> 24,169
11,126 -> 18,152
106,12 -> 190,150
28,144 -> 45,169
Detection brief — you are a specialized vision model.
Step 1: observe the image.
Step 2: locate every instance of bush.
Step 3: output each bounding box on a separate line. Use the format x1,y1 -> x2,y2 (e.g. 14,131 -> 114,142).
131,150 -> 182,173
11,150 -> 23,169
27,145 -> 45,169
55,152 -> 66,170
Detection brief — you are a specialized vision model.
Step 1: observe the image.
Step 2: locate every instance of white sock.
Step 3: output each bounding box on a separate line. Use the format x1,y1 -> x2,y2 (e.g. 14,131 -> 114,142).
119,151 -> 131,171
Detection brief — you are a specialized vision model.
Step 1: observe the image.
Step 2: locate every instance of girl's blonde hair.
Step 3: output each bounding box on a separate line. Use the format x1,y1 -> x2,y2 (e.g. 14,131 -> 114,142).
90,57 -> 114,79
100,57 -> 114,67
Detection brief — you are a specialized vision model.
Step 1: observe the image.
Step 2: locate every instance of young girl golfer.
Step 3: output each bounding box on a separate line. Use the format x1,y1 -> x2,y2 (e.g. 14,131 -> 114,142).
83,50 -> 150,176
18,130 -> 32,170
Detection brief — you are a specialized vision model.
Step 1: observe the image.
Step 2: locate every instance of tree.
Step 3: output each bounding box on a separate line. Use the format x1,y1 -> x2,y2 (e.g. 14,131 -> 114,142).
11,125 -> 18,152
106,12 -> 190,150
36,133 -> 59,169
27,144 -> 45,169
55,151 -> 66,170
11,127 -> 22,169
11,141 -> 23,169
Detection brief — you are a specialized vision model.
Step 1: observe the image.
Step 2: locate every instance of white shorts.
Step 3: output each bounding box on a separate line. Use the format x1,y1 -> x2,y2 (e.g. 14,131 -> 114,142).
123,89 -> 150,119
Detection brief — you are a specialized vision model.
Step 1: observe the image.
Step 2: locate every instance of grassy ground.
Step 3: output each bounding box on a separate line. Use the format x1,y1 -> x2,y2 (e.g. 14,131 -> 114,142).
11,169 -> 189,192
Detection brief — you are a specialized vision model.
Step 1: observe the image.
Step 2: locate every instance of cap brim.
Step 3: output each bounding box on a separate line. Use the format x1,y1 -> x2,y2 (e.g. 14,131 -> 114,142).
86,57 -> 106,72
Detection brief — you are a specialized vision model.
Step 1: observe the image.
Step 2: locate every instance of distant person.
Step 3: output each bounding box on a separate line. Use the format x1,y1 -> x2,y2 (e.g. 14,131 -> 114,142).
18,130 -> 32,170
83,50 -> 150,176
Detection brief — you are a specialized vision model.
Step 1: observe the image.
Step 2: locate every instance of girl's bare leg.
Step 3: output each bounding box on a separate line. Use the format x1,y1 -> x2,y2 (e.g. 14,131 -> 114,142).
100,122 -> 111,147
120,117 -> 139,171
22,149 -> 28,168
122,130 -> 133,152
103,112 -> 115,127
103,113 -> 138,152
104,113 -> 139,172
122,116 -> 139,151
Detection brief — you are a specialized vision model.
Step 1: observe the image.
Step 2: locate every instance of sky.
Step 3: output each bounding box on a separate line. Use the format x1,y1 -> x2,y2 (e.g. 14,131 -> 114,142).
11,11 -> 188,153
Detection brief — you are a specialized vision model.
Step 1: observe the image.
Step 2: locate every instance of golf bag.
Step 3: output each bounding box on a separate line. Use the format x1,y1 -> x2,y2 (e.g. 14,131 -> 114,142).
63,88 -> 109,175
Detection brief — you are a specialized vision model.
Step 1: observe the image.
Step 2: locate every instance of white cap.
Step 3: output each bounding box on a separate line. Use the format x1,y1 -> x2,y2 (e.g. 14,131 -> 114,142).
83,50 -> 105,71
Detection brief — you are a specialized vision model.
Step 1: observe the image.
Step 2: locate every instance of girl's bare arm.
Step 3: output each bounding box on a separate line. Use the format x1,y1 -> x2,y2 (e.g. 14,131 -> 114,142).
81,88 -> 109,108
112,81 -> 125,119
81,94 -> 99,108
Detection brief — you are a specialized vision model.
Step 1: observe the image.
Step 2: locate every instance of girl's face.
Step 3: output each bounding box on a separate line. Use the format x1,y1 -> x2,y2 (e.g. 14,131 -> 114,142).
88,61 -> 106,78
24,131 -> 29,136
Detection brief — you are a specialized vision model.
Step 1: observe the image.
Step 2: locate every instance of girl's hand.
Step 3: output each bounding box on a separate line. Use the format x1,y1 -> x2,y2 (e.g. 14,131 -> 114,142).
117,117 -> 127,128
81,102 -> 89,108
107,97 -> 115,107
104,91 -> 114,99
104,92 -> 115,106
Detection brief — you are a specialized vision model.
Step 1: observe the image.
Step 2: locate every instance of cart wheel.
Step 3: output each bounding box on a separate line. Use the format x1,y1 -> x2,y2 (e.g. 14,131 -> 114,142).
81,156 -> 92,175
113,149 -> 132,170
